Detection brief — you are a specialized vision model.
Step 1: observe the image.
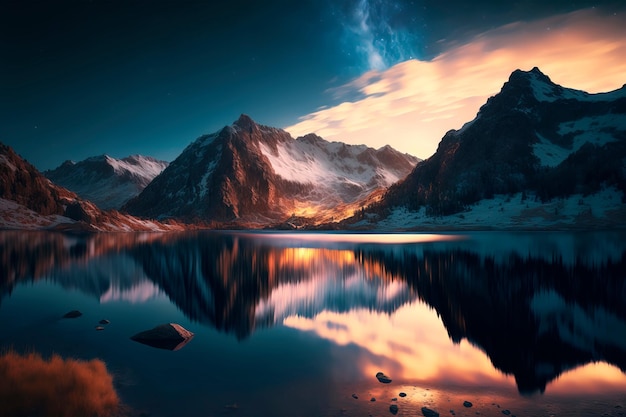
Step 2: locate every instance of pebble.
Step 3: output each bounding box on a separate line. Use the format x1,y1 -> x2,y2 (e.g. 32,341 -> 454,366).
421,406 -> 440,417
95,326 -> 105,331
99,319 -> 110,324
370,398 -> 376,402
391,398 -> 397,401
376,371 -> 392,383
352,394 -> 359,399
502,411 -> 511,415
463,401 -> 473,408
389,404 -> 399,415
399,392 -> 407,397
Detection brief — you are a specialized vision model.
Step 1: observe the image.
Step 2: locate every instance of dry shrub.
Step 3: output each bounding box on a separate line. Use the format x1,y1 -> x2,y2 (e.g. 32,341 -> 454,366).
0,350 -> 120,417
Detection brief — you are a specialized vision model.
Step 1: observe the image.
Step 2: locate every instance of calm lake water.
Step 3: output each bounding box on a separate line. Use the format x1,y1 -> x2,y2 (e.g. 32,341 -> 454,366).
1,230 -> 625,417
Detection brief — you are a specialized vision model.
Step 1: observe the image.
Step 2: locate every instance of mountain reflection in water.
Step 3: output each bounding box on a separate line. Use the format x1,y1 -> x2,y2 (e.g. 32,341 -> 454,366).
1,230 -> 625,400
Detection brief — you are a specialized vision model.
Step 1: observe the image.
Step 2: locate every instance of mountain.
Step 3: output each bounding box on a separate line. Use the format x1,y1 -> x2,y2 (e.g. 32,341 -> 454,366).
355,67 -> 626,229
44,154 -> 168,210
122,114 -> 419,226
0,143 -> 182,231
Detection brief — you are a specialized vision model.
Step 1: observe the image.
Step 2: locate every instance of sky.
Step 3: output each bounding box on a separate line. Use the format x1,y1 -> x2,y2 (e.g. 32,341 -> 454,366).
2,0 -> 625,170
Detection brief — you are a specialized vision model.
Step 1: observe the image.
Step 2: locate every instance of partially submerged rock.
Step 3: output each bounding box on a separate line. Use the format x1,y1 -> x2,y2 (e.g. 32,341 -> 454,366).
376,371 -> 392,383
99,319 -> 110,325
389,404 -> 399,415
463,401 -> 473,408
62,310 -> 82,318
130,323 -> 194,351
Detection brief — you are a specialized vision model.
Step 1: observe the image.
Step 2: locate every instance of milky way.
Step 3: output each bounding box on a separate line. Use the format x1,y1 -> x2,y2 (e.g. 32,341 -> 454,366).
340,0 -> 422,71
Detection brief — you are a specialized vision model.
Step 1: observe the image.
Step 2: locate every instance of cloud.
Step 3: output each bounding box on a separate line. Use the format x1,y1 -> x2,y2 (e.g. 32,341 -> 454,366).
286,9 -> 626,159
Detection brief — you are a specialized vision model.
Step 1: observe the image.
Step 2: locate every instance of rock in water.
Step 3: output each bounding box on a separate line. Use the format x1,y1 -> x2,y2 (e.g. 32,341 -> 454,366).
376,371 -> 392,383
130,323 -> 194,351
389,404 -> 399,415
421,407 -> 440,417
399,392 -> 407,397
99,319 -> 110,325
463,401 -> 473,408
62,310 -> 82,318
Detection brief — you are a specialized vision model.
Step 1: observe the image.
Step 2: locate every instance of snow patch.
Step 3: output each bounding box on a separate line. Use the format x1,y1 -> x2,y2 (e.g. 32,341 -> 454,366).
374,187 -> 625,231
533,113 -> 624,167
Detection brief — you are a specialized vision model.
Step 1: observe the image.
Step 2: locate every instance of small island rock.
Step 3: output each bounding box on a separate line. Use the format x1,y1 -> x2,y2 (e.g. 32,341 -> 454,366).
352,394 -> 358,399
62,310 -> 82,318
99,319 -> 110,325
131,323 -> 194,351
95,326 -> 105,331
389,404 -> 399,415
463,401 -> 473,408
376,371 -> 392,383
399,392 -> 407,397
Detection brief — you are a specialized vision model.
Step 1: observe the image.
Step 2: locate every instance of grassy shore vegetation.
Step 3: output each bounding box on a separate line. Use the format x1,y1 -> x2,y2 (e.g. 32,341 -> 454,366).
0,350 -> 120,417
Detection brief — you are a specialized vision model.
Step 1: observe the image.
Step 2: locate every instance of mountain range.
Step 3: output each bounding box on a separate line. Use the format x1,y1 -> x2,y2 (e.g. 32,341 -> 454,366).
1,67 -> 625,230
44,155 -> 168,210
0,143 -> 182,232
122,114 -> 419,226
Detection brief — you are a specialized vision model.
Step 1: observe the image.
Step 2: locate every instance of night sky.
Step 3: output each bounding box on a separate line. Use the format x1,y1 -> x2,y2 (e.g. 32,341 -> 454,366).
2,0 -> 625,170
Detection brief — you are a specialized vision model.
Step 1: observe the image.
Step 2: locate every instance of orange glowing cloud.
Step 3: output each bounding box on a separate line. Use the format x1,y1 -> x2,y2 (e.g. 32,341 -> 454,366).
286,9 -> 626,160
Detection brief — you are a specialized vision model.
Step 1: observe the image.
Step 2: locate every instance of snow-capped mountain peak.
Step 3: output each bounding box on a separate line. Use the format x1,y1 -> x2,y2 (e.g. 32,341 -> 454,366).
123,116 -> 420,225
45,154 -> 169,210
361,67 -> 626,230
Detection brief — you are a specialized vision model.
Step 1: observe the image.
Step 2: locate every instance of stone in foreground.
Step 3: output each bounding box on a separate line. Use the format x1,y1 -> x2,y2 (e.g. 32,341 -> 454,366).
422,406 -> 440,417
376,371 -> 392,383
130,323 -> 194,351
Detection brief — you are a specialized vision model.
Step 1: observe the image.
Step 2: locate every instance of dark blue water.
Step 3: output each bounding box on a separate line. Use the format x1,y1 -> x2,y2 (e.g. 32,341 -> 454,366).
1,231 -> 625,417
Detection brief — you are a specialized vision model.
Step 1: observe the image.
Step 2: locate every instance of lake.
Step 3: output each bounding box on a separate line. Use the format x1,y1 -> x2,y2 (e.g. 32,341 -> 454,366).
1,230 -> 625,417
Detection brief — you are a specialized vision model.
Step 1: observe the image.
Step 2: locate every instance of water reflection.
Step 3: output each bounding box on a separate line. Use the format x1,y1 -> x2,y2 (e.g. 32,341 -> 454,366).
1,230 -> 625,398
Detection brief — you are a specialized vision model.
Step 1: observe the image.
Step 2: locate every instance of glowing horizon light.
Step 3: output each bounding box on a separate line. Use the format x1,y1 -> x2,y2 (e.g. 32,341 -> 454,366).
286,9 -> 626,160
239,232 -> 465,244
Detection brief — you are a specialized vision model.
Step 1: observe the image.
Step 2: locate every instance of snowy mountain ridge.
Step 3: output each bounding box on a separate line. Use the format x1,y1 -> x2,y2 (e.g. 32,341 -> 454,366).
0,143 -> 182,231
45,154 -> 168,210
123,114 -> 419,225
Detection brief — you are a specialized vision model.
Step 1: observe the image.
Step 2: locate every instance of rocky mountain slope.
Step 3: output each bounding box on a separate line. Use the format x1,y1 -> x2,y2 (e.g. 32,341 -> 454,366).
123,115 -> 419,226
44,154 -> 168,210
0,143 -> 182,231
352,67 -> 626,229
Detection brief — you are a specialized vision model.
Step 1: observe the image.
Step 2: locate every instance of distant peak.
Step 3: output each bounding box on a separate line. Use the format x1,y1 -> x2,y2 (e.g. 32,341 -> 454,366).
60,160 -> 75,167
233,114 -> 257,129
509,67 -> 553,85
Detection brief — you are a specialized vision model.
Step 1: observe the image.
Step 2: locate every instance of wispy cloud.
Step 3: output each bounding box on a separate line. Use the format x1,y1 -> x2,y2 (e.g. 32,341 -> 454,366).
287,9 -> 626,159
